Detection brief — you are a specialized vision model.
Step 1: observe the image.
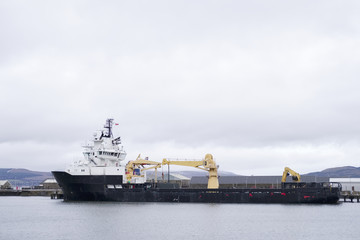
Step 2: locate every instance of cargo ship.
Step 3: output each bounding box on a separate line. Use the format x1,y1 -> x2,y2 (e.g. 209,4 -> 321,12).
52,119 -> 341,203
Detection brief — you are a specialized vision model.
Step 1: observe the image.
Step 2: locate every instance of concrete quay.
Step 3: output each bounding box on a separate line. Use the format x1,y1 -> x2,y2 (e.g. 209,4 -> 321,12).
341,191 -> 360,202
0,189 -> 62,197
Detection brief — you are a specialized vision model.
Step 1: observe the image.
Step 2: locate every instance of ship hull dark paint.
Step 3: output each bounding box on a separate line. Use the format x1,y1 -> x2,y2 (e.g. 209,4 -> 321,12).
52,171 -> 341,203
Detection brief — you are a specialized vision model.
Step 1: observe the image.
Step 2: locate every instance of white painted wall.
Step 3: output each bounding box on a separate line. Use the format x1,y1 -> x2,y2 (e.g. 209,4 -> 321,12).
330,178 -> 360,192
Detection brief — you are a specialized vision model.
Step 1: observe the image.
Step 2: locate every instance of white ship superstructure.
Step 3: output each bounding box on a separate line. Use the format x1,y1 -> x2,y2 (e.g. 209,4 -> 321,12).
66,119 -> 131,183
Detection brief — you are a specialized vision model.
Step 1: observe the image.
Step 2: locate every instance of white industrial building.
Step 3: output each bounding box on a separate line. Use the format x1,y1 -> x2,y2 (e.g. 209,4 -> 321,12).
330,178 -> 360,192
0,180 -> 12,189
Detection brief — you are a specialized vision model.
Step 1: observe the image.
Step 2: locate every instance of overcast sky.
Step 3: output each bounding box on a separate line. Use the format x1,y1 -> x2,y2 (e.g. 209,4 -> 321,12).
1,1 -> 360,175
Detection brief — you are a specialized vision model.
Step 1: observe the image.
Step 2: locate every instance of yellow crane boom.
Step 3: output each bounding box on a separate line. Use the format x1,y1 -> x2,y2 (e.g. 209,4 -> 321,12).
162,153 -> 219,189
125,154 -> 162,183
281,167 -> 301,183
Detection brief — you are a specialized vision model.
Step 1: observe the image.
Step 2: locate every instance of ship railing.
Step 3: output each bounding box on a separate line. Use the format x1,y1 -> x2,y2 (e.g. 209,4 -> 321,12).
281,182 -> 342,189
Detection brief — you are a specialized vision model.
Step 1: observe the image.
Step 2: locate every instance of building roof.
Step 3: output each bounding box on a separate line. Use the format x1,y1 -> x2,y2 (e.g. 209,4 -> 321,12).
330,178 -> 360,183
170,173 -> 190,180
0,180 -> 10,185
147,173 -> 190,181
42,178 -> 58,184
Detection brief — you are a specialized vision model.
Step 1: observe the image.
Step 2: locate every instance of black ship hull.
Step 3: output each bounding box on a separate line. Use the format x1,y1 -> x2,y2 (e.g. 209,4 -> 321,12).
52,171 -> 341,204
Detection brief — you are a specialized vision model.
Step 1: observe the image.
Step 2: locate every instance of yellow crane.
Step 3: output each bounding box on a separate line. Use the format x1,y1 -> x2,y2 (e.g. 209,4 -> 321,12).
162,153 -> 219,189
281,167 -> 301,183
125,154 -> 162,183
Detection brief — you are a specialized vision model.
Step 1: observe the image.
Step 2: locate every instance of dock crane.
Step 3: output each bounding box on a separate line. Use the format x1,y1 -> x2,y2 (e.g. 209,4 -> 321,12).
162,153 -> 219,189
281,167 -> 301,183
125,154 -> 162,183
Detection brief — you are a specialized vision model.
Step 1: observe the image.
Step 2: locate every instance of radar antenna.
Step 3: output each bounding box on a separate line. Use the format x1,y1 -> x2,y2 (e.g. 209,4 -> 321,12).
112,136 -> 121,145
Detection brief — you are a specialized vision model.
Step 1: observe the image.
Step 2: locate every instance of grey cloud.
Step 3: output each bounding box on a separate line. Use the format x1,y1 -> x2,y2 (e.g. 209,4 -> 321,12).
1,1 -> 360,173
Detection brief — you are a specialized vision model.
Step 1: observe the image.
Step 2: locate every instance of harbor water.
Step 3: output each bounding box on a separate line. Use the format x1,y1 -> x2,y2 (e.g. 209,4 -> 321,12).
0,197 -> 359,240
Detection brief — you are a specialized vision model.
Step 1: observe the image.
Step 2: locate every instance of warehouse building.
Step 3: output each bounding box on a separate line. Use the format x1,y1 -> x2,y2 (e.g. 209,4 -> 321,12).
0,180 -> 12,189
147,173 -> 190,188
330,178 -> 360,192
40,178 -> 60,189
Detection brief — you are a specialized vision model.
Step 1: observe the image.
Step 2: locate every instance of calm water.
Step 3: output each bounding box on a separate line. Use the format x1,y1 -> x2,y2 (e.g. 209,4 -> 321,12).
0,197 -> 359,240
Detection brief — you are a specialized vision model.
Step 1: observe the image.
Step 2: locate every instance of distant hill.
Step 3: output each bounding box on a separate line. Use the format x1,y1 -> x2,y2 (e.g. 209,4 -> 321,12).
0,168 -> 237,187
0,168 -> 53,187
305,166 -> 360,178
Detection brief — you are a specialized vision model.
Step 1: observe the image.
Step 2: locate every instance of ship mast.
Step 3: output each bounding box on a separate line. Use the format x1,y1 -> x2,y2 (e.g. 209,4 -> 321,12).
104,118 -> 113,138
